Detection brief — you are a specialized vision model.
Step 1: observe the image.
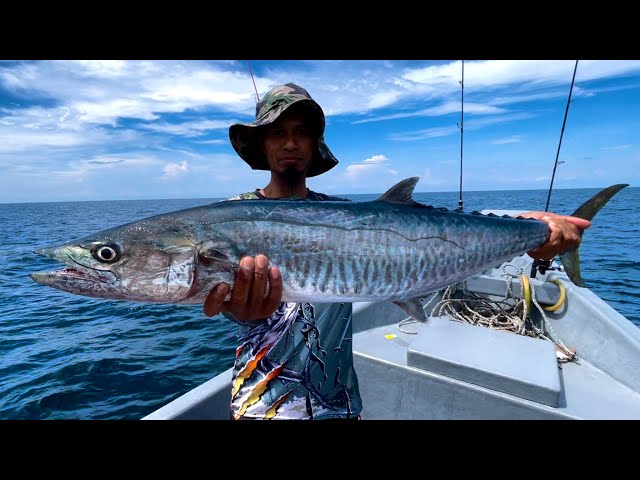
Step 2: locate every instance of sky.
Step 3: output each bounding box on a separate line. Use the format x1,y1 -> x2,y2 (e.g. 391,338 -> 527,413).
0,59 -> 638,203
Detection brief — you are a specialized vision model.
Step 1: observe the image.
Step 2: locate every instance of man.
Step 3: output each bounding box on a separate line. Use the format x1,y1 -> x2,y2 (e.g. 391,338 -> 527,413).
203,83 -> 590,420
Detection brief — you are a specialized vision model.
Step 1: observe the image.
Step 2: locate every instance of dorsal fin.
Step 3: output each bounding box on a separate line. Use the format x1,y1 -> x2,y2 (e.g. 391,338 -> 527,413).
375,177 -> 420,205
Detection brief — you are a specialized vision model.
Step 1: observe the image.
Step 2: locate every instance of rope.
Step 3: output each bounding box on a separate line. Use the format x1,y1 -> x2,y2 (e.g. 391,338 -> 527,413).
396,263 -> 577,363
528,276 -> 575,361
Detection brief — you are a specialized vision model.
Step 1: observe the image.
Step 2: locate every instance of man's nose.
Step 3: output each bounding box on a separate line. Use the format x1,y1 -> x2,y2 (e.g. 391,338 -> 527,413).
283,133 -> 297,149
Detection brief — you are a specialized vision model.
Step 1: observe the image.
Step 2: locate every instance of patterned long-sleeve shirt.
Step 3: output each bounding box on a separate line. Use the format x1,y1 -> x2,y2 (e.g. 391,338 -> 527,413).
225,189 -> 363,420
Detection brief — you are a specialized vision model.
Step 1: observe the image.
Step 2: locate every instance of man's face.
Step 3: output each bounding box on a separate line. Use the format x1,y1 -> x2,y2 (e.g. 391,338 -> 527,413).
261,109 -> 315,177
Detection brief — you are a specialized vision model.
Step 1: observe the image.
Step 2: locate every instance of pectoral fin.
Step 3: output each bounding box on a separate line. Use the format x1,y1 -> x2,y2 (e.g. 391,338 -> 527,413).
394,298 -> 428,323
198,247 -> 239,272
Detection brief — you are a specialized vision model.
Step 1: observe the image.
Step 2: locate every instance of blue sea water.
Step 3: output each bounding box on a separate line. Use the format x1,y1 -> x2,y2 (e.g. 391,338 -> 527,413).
0,186 -> 638,420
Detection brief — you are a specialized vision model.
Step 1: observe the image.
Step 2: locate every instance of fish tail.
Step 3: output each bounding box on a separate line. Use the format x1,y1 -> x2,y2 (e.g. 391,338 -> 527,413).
559,183 -> 629,287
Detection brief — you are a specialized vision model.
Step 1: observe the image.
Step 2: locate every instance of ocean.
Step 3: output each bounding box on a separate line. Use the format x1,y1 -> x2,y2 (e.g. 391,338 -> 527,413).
1,186 -> 638,420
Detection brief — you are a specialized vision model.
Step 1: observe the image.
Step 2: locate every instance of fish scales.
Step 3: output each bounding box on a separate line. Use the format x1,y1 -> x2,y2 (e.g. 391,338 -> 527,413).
186,199 -> 549,302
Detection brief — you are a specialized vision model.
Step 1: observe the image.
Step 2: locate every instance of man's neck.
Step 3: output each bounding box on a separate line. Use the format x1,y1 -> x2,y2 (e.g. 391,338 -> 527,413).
261,174 -> 308,198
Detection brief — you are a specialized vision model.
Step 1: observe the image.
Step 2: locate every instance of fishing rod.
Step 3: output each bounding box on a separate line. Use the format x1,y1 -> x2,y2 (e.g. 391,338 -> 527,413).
532,60 -> 579,279
544,60 -> 579,212
457,60 -> 465,211
247,61 -> 260,103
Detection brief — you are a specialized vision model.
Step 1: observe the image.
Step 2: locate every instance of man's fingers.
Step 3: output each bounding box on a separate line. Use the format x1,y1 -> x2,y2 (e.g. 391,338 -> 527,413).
262,267 -> 283,315
547,222 -> 561,247
521,211 -> 592,231
561,215 -> 592,230
229,256 -> 254,309
203,283 -> 229,317
207,255 -> 282,322
545,213 -> 592,231
249,254 -> 269,308
528,214 -> 587,260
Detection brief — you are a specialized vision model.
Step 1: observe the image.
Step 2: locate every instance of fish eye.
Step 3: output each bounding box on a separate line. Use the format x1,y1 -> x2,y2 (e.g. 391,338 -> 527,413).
91,244 -> 121,263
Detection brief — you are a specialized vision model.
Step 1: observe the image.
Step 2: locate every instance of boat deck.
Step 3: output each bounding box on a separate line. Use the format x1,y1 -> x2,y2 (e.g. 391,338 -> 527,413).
144,305 -> 640,420
354,318 -> 640,420
143,254 -> 640,420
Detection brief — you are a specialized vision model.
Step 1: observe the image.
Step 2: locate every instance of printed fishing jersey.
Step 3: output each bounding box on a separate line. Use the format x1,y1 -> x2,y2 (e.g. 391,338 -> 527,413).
225,190 -> 362,420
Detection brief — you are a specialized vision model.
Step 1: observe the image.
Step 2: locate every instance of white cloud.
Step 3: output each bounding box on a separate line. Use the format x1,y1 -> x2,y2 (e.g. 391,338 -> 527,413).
161,160 -> 189,180
389,125 -> 459,141
601,144 -> 632,151
0,127 -> 98,152
492,135 -> 525,145
0,59 -> 637,202
390,112 -> 536,142
8,153 -> 161,185
362,154 -> 388,164
353,101 -> 506,124
344,154 -> 398,183
63,60 -> 131,78
140,119 -> 236,137
403,60 -> 640,91
0,61 -> 261,128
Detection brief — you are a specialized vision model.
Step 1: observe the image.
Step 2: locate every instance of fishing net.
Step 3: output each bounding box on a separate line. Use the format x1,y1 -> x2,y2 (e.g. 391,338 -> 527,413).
397,260 -> 577,364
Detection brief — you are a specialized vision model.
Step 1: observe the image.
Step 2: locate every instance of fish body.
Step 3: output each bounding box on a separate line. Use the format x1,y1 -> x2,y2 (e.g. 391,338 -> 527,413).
30,178 -> 628,321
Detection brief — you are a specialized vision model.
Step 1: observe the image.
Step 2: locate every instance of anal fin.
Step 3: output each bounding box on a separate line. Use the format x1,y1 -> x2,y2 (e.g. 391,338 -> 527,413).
393,298 -> 428,323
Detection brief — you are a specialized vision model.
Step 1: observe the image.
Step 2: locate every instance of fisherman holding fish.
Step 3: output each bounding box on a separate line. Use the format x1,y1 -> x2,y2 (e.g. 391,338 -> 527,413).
202,83 -> 591,420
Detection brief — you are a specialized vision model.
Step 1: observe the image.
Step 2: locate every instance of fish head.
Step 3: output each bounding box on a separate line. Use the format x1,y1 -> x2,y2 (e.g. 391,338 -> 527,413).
30,220 -> 200,303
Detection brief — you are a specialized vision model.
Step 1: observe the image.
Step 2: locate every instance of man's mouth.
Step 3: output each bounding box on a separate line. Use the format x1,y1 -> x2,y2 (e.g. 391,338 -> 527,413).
279,156 -> 302,163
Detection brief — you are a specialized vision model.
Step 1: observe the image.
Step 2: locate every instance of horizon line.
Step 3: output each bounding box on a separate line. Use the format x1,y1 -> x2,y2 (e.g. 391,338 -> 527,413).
1,184 -> 634,206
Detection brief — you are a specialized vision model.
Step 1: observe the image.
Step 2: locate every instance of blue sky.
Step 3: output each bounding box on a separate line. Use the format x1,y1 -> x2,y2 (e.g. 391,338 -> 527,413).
1,60 -> 638,203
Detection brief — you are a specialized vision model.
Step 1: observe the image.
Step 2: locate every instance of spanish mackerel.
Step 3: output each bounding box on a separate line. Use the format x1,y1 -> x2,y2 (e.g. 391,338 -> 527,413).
30,178 -> 628,322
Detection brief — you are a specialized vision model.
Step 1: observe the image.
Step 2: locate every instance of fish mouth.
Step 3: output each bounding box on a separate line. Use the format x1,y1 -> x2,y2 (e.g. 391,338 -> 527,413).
30,247 -> 117,287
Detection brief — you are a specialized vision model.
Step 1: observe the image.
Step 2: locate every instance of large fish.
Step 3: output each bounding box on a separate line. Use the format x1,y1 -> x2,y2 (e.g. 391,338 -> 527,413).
30,178 -> 627,322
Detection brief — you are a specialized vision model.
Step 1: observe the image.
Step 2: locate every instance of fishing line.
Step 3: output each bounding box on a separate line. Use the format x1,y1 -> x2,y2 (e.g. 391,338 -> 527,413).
457,60 -> 464,211
247,61 -> 260,103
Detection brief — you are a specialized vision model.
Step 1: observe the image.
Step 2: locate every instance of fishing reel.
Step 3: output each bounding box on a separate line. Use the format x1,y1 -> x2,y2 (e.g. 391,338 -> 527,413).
529,258 -> 562,279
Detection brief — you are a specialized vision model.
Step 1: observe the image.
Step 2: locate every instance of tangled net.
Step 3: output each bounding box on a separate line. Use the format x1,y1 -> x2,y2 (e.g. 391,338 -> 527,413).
397,263 -> 577,363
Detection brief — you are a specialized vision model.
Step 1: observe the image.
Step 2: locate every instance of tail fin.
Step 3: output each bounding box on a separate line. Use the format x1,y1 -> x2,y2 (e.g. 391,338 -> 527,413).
559,183 -> 629,287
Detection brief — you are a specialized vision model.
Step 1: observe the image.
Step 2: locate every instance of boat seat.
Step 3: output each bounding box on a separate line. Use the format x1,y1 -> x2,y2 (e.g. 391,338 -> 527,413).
406,316 -> 562,407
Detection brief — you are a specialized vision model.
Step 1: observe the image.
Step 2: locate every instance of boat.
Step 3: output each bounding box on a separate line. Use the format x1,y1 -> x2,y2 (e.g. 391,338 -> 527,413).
143,62 -> 640,420
142,212 -> 640,420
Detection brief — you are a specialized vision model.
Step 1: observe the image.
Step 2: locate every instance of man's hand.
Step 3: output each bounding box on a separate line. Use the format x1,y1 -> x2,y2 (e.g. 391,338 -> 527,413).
203,254 -> 283,322
520,211 -> 592,260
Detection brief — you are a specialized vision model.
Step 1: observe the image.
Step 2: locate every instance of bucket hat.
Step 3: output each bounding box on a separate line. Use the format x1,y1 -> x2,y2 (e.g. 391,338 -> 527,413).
229,82 -> 338,177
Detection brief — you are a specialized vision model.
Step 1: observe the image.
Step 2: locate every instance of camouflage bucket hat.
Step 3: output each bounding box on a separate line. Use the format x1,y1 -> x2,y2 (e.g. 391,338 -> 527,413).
229,83 -> 339,178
